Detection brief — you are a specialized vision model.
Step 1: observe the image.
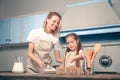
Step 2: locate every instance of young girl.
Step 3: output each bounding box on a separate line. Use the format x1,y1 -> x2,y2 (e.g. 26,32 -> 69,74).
57,33 -> 101,75
64,33 -> 85,68
56,33 -> 86,75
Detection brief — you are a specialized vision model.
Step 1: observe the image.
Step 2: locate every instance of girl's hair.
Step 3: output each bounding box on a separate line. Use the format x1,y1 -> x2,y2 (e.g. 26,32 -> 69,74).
65,33 -> 83,67
43,12 -> 62,37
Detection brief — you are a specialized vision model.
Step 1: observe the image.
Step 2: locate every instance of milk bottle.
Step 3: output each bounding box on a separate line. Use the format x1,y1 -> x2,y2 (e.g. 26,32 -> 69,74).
12,56 -> 24,73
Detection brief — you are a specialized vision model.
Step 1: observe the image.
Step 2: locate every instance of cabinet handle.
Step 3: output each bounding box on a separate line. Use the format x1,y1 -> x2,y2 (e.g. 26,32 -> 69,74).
9,39 -> 11,42
5,39 -> 8,42
5,39 -> 11,42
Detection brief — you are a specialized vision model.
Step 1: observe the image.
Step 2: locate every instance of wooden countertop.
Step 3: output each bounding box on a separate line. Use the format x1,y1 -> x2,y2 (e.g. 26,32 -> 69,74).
0,72 -> 120,80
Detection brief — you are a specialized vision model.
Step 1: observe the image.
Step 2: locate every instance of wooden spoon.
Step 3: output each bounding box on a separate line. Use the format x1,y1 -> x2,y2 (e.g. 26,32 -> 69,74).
86,49 -> 93,68
90,43 -> 102,64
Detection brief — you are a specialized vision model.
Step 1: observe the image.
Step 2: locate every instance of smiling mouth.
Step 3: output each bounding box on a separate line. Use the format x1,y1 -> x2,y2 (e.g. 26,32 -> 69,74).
70,47 -> 73,49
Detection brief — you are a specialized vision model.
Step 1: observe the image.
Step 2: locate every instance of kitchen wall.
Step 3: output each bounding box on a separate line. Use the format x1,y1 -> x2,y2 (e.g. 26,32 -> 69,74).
112,0 -> 120,19
0,45 -> 65,71
0,0 -> 120,72
0,0 -> 87,19
62,1 -> 120,30
0,46 -> 28,71
0,0 -> 120,19
0,0 -> 4,19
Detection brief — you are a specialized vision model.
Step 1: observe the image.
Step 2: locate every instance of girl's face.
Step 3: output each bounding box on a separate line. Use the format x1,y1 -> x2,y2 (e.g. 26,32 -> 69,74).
66,36 -> 78,51
47,15 -> 60,32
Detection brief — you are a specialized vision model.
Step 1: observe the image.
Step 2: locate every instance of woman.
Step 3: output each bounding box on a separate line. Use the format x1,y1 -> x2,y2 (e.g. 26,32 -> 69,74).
26,12 -> 63,73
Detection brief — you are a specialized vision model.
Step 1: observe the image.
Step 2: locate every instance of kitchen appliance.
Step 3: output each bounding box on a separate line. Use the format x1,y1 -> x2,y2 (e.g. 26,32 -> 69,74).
93,44 -> 120,73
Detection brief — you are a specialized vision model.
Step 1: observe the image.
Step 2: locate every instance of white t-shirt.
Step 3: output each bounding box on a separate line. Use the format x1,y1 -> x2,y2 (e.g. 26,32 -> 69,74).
27,28 -> 61,50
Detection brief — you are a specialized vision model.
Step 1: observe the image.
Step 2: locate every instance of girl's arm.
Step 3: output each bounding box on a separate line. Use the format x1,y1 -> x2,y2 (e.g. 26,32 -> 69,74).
70,54 -> 83,63
28,42 -> 45,68
70,50 -> 84,63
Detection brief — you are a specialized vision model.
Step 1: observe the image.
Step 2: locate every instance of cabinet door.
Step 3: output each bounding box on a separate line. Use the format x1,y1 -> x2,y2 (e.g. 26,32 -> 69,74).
22,14 -> 47,42
0,19 -> 10,44
34,14 -> 47,28
22,16 -> 36,43
9,17 -> 21,44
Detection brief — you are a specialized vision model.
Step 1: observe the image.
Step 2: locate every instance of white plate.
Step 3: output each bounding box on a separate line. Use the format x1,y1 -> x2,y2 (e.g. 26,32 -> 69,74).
44,68 -> 56,74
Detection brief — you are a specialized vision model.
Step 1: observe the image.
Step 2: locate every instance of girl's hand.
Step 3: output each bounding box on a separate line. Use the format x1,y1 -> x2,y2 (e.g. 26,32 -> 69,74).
69,56 -> 76,63
69,54 -> 81,63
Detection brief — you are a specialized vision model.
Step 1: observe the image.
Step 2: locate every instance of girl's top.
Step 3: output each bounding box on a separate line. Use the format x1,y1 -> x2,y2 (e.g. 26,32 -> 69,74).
65,50 -> 83,67
26,28 -> 61,73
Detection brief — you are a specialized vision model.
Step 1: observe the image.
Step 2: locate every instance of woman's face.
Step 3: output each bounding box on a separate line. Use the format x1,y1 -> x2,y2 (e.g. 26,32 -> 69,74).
47,15 -> 60,31
66,36 -> 78,51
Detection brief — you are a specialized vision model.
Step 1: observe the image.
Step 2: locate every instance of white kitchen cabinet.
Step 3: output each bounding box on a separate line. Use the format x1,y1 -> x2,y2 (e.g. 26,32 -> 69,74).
0,18 -> 21,44
0,19 -> 10,44
9,17 -> 21,44
0,13 -> 48,44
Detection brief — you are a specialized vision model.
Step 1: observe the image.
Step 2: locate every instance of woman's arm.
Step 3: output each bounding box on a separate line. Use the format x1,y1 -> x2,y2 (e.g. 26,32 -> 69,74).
54,50 -> 64,63
28,42 -> 45,68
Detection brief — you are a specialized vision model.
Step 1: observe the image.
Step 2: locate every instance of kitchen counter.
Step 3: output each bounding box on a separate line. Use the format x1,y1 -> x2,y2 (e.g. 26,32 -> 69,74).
0,72 -> 120,80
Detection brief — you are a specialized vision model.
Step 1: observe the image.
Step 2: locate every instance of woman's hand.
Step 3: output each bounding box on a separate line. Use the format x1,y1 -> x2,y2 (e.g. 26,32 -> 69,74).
37,60 -> 45,69
28,42 -> 45,69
